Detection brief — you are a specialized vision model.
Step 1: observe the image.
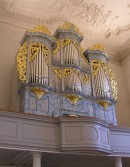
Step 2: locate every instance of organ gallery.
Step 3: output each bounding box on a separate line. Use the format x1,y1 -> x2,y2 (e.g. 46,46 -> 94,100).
17,22 -> 118,125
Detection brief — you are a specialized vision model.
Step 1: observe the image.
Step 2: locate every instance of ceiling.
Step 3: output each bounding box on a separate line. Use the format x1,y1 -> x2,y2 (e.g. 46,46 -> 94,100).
1,0 -> 130,62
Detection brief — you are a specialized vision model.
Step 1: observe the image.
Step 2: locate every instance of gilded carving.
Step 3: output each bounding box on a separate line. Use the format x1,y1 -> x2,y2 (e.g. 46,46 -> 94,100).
64,68 -> 73,78
52,67 -> 81,79
59,22 -> 83,35
92,60 -> 101,77
30,25 -> 52,36
97,100 -> 111,110
66,95 -> 80,105
108,67 -> 118,100
82,75 -> 90,83
92,60 -> 109,80
30,43 -> 41,62
30,88 -> 47,100
30,43 -> 49,64
42,45 -> 49,64
17,42 -> 28,82
89,44 -> 107,53
62,38 -> 78,49
52,67 -> 62,79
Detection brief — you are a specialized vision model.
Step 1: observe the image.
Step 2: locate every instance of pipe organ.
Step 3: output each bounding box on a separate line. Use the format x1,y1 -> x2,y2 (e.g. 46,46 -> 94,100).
17,22 -> 118,125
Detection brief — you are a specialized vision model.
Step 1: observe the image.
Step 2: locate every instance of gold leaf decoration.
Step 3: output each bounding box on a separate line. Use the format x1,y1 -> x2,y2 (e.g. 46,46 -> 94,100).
17,42 -> 28,82
92,59 -> 102,77
59,22 -> 83,36
89,44 -> 107,53
62,38 -> 78,48
108,66 -> 118,100
30,43 -> 41,62
42,45 -> 49,64
66,95 -> 80,105
30,43 -> 49,64
82,75 -> 90,83
97,100 -> 111,110
30,88 -> 47,100
30,25 -> 52,36
64,68 -> 73,78
52,67 -> 62,79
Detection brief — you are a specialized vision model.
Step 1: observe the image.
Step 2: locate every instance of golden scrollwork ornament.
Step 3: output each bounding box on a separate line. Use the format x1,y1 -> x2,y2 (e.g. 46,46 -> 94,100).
89,44 -> 107,53
30,43 -> 49,64
108,66 -> 118,100
17,42 -> 28,82
30,43 -> 41,62
59,22 -> 83,36
30,25 -> 52,36
82,75 -> 90,83
52,67 -> 62,79
62,38 -> 78,49
92,59 -> 101,77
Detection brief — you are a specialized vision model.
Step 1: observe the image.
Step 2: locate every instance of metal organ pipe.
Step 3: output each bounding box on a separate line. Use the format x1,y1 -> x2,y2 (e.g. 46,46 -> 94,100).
70,44 -> 72,65
100,66 -> 103,96
94,64 -> 110,98
29,46 -> 49,85
71,43 -> 74,65
68,44 -> 71,64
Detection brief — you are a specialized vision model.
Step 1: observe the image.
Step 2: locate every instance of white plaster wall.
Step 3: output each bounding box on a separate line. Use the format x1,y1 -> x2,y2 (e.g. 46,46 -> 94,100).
109,62 -> 130,127
122,56 -> 130,100
0,31 -> 20,110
